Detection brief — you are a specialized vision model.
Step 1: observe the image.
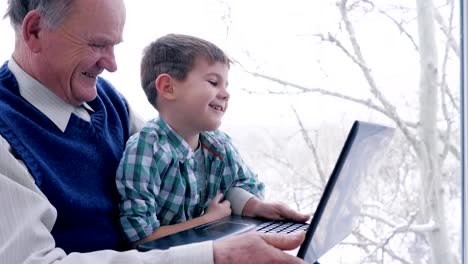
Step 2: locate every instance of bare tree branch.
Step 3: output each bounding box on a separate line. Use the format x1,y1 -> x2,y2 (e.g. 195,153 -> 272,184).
259,150 -> 321,190
438,2 -> 455,163
438,132 -> 461,161
378,9 -> 419,51
314,32 -> 368,68
437,0 -> 460,113
433,1 -> 460,57
442,82 -> 460,112
337,0 -> 422,158
351,230 -> 412,263
361,211 -> 437,234
290,106 -> 326,183
235,61 -> 394,117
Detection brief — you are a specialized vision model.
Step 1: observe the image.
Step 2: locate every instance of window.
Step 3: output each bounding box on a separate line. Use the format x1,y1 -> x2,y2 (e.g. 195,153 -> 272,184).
0,0 -> 462,262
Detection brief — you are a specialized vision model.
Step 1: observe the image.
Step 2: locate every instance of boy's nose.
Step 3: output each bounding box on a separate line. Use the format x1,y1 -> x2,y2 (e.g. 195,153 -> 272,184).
219,88 -> 230,101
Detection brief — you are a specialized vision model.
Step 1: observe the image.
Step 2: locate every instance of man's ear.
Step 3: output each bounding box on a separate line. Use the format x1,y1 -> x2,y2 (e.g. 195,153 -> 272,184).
22,10 -> 44,53
155,74 -> 176,100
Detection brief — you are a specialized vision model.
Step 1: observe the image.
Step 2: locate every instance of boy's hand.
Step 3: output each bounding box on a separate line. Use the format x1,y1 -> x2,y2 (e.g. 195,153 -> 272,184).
243,197 -> 310,222
204,193 -> 232,222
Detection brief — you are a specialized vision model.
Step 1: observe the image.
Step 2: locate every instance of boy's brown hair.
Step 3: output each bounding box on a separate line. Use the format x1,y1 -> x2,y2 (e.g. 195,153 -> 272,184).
140,34 -> 231,109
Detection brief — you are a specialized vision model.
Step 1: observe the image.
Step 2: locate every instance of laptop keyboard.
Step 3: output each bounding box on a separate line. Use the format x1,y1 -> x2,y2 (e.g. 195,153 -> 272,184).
255,220 -> 309,234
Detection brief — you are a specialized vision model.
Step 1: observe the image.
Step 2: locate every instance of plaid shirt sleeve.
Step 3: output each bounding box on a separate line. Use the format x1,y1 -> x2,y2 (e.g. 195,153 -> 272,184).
116,129 -> 166,242
219,132 -> 265,199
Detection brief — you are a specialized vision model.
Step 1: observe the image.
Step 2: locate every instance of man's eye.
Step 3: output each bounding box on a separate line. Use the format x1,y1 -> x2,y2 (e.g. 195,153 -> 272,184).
208,80 -> 218,86
90,43 -> 106,49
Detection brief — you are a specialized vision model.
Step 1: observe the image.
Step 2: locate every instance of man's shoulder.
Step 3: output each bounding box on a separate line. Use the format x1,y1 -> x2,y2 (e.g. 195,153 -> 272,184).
96,77 -> 115,89
95,77 -> 124,100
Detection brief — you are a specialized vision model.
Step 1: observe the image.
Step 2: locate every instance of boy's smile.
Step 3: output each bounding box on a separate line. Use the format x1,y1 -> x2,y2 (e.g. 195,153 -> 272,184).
209,103 -> 225,112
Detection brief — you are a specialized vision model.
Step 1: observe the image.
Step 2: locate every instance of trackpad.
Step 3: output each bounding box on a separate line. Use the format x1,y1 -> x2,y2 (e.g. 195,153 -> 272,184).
201,221 -> 255,238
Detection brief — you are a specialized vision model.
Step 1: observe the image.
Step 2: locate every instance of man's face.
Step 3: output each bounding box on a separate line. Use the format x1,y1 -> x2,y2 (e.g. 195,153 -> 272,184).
35,0 -> 126,106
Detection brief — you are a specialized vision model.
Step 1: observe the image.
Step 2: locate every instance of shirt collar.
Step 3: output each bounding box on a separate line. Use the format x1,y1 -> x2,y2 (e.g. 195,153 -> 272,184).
8,58 -> 92,132
199,131 -> 226,160
154,117 -> 226,161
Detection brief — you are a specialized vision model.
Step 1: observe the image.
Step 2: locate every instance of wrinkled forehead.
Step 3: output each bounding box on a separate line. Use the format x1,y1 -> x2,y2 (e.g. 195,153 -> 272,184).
65,0 -> 126,43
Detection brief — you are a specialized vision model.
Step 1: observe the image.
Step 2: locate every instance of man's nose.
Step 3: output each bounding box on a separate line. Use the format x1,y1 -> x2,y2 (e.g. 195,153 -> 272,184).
97,46 -> 117,72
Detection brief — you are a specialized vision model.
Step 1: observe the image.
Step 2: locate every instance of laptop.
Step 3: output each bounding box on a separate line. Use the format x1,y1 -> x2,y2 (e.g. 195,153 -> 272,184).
137,120 -> 395,263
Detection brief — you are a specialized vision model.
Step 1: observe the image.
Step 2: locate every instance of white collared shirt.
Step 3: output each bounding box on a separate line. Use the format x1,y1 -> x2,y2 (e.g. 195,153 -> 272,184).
8,59 -> 92,132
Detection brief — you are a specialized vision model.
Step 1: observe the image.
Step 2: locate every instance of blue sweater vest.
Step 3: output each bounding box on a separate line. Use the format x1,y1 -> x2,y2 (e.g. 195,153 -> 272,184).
0,62 -> 130,253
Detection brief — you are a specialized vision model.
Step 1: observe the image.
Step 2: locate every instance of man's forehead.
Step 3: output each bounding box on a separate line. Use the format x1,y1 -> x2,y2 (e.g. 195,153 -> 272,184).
63,0 -> 125,42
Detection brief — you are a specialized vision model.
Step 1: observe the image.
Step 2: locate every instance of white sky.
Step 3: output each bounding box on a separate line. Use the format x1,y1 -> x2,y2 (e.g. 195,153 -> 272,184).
0,0 -> 434,132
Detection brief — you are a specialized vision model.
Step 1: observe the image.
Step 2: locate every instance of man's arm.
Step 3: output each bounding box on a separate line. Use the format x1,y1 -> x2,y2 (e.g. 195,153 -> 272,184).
0,136 -> 213,264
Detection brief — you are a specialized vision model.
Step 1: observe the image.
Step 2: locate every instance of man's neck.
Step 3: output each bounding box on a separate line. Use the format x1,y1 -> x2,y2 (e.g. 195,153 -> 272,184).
12,49 -> 35,79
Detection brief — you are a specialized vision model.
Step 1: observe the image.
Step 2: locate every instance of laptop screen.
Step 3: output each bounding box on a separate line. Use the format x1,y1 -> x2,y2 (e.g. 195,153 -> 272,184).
298,121 -> 395,263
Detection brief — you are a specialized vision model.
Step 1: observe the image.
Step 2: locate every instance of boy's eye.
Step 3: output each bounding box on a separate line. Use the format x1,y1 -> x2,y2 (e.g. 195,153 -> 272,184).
208,80 -> 218,86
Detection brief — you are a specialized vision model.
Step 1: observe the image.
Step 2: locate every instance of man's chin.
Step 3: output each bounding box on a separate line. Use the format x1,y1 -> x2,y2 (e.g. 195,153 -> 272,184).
74,91 -> 98,105
83,94 -> 98,103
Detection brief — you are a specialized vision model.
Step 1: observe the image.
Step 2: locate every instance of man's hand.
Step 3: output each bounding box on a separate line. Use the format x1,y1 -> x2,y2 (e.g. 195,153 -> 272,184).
204,193 -> 232,222
213,231 -> 308,264
242,197 -> 310,222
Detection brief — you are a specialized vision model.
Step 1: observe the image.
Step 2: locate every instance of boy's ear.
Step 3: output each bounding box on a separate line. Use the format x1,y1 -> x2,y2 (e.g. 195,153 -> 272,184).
155,74 -> 176,100
22,10 -> 43,53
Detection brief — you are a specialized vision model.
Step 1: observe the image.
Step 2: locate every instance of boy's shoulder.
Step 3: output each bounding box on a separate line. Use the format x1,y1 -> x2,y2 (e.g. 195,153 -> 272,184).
126,117 -> 175,150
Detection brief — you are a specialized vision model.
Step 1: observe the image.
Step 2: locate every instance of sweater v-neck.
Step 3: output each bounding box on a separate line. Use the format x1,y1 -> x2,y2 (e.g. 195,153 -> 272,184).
65,97 -> 106,136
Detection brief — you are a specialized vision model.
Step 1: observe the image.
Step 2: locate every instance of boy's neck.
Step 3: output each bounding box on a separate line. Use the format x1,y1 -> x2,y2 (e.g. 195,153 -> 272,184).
183,133 -> 200,150
162,116 -> 200,150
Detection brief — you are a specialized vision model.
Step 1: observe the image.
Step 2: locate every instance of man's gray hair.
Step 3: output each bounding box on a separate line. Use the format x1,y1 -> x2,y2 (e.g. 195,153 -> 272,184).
5,0 -> 75,31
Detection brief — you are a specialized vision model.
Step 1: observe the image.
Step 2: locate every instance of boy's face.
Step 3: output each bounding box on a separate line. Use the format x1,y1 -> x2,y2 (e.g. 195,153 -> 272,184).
172,58 -> 230,133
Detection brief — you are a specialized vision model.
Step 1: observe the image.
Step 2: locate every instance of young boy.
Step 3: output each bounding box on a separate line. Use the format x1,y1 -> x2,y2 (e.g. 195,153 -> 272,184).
116,34 -> 309,245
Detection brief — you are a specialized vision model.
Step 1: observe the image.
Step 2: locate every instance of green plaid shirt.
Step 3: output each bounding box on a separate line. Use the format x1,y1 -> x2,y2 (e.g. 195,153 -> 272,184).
116,117 -> 265,242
